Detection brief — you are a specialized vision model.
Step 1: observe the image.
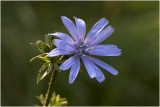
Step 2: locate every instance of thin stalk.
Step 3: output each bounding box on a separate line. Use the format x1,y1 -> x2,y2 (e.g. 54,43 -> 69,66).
43,55 -> 64,107
43,69 -> 58,107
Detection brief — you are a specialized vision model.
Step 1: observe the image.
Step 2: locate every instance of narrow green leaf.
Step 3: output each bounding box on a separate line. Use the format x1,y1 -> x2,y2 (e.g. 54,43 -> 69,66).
41,71 -> 49,80
37,72 -> 42,84
39,57 -> 51,63
54,63 -> 61,72
37,64 -> 53,84
48,63 -> 53,71
37,70 -> 49,84
30,53 -> 48,62
30,55 -> 40,62
39,63 -> 49,72
40,64 -> 53,79
37,63 -> 49,84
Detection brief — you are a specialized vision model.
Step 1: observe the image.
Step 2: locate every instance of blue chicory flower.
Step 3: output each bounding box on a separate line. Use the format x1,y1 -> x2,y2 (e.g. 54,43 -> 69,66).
47,16 -> 121,84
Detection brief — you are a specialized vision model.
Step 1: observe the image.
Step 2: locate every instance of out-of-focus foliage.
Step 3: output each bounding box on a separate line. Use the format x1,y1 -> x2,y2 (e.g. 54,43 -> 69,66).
35,93 -> 67,106
1,1 -> 159,106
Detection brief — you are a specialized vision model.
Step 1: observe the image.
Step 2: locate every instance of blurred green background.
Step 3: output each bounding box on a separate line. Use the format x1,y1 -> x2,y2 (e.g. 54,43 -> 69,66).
1,1 -> 159,106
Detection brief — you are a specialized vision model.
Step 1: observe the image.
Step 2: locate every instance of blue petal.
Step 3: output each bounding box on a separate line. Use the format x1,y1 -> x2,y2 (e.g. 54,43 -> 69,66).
61,16 -> 79,44
69,57 -> 80,84
84,18 -> 109,45
86,56 -> 118,75
46,48 -> 73,57
80,56 -> 96,78
90,26 -> 114,46
80,55 -> 105,82
91,61 -> 105,83
74,17 -> 86,45
59,54 -> 78,70
54,39 -> 76,51
48,32 -> 75,45
89,45 -> 121,56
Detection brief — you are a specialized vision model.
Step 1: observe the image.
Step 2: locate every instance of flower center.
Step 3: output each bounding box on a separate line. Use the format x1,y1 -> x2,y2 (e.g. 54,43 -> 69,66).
76,44 -> 89,55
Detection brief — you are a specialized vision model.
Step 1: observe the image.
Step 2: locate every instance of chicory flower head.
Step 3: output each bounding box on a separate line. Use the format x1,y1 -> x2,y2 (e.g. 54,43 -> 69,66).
47,16 -> 121,84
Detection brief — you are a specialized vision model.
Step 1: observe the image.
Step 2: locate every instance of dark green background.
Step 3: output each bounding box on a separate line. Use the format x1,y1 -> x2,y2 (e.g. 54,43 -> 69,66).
2,1 -> 159,106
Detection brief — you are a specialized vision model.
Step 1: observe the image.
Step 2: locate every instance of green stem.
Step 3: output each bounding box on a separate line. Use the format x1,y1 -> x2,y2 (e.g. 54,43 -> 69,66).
43,55 -> 64,107
43,69 -> 58,107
